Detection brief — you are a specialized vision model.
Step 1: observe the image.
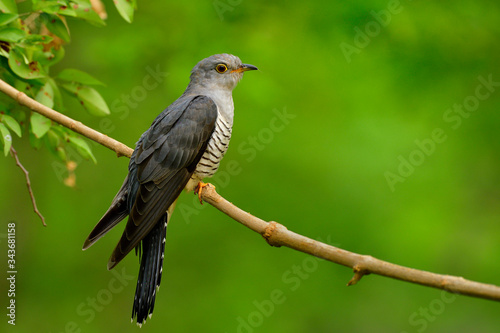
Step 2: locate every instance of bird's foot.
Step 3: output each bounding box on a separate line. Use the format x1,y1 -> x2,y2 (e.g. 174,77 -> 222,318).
195,182 -> 213,204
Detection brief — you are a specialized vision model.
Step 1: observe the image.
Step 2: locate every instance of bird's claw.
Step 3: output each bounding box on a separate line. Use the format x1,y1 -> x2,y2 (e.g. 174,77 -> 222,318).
195,182 -> 210,204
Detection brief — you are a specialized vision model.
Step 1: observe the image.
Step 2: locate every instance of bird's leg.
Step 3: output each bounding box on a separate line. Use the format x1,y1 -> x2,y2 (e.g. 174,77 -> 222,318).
195,182 -> 213,204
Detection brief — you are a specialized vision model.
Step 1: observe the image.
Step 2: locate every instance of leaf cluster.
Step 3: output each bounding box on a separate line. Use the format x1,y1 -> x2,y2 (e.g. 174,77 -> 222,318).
0,0 -> 136,169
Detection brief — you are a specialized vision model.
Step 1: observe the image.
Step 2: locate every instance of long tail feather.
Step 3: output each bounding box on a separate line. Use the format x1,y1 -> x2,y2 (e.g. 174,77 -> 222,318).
131,214 -> 167,326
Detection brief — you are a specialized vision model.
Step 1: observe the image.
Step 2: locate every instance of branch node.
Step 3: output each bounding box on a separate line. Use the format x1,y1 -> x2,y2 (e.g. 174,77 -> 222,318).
262,221 -> 287,247
200,183 -> 220,203
15,91 -> 27,103
347,265 -> 369,286
69,120 -> 82,130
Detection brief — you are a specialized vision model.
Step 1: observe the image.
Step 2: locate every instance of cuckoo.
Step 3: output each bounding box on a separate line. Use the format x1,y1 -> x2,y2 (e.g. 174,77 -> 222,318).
82,54 -> 257,326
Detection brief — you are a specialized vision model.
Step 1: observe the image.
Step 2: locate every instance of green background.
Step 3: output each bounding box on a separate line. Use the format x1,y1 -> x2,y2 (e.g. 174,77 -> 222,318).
1,0 -> 500,332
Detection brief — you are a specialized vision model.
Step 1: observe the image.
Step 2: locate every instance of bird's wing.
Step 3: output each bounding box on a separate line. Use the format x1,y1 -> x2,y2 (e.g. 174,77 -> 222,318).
82,174 -> 130,250
108,95 -> 218,269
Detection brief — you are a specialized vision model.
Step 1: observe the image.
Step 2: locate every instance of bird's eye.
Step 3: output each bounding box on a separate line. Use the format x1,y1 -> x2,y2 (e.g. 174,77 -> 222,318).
215,64 -> 228,74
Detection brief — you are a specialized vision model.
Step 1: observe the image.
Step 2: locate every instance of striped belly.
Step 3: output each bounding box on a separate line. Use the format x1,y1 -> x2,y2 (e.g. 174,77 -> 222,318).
194,113 -> 232,180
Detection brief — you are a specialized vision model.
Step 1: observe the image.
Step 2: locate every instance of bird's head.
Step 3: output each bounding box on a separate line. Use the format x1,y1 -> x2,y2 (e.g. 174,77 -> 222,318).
188,54 -> 258,91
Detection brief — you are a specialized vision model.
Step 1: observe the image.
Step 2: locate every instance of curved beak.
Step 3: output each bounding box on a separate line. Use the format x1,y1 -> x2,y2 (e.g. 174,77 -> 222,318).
231,63 -> 258,73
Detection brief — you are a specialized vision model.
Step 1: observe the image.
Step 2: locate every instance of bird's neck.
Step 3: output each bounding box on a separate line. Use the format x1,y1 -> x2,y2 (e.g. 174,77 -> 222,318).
186,86 -> 235,125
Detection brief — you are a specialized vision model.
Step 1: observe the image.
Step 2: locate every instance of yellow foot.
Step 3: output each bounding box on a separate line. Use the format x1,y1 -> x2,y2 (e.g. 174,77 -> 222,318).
195,182 -> 213,204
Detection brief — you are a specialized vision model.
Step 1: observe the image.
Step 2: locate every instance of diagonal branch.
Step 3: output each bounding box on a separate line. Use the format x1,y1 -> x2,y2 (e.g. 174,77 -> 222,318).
0,79 -> 133,158
2,78 -> 500,301
200,183 -> 500,301
10,146 -> 46,226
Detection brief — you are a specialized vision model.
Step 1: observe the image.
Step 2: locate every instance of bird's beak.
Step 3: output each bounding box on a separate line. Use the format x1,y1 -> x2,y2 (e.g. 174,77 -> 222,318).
231,64 -> 258,73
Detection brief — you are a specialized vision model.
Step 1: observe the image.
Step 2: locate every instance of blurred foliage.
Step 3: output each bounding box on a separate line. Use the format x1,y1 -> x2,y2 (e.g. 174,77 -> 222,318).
1,0 -> 500,332
0,0 -> 135,178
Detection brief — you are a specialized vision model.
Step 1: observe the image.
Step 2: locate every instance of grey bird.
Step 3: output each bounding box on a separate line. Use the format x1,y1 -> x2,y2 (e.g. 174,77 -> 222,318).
82,54 -> 257,326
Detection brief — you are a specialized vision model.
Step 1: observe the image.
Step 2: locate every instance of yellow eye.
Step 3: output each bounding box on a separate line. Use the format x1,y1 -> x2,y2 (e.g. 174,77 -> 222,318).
215,64 -> 228,73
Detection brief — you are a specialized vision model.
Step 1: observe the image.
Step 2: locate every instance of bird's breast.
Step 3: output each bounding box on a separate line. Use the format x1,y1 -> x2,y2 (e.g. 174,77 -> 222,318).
192,113 -> 232,182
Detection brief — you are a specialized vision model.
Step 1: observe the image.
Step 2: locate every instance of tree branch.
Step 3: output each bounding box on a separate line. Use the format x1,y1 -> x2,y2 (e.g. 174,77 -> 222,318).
2,78 -> 500,302
10,146 -> 46,226
199,184 -> 500,301
0,79 -> 133,158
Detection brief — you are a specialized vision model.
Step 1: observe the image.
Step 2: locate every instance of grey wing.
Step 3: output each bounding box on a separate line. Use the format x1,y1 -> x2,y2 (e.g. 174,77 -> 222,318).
82,174 -> 130,250
108,95 -> 218,269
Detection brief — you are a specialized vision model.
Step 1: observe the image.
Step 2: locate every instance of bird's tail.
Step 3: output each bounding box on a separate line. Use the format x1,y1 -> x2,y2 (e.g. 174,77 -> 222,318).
132,213 -> 168,327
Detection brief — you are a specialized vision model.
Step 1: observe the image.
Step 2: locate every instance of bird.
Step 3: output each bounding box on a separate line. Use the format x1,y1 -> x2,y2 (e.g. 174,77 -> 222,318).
82,54 -> 257,326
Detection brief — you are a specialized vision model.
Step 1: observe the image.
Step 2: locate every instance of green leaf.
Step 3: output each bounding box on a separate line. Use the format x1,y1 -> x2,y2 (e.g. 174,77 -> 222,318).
40,13 -> 70,42
114,0 -> 135,23
71,0 -> 105,26
30,112 -> 51,138
35,81 -> 54,108
45,128 -> 60,146
13,79 -> 35,97
8,47 -> 47,79
44,128 -> 67,160
0,46 -> 8,58
47,78 -> 64,111
0,13 -> 17,25
61,83 -> 110,116
57,2 -> 76,16
57,3 -> 76,17
22,34 -> 54,44
1,114 -> 21,137
55,146 -> 66,160
68,135 -> 96,163
34,1 -> 76,16
0,27 -> 25,42
0,123 -> 11,155
57,68 -> 104,86
33,45 -> 65,67
0,0 -> 17,14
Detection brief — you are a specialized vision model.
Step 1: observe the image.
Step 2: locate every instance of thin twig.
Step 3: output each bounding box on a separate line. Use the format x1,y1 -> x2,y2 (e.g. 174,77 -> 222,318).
2,78 -> 500,302
10,146 -> 46,226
